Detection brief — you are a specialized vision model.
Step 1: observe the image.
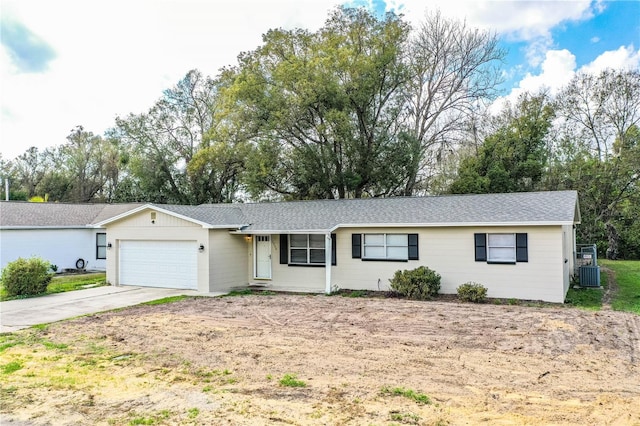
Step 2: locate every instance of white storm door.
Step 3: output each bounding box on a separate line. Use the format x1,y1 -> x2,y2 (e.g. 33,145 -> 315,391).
254,235 -> 272,279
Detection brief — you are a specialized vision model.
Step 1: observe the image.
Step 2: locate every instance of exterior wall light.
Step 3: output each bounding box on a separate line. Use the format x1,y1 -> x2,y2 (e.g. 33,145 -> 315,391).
107,243 -> 113,249
245,235 -> 252,242
198,244 -> 205,252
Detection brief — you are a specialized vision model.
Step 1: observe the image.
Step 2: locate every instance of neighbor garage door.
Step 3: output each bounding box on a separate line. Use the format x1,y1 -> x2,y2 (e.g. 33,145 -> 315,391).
119,240 -> 197,289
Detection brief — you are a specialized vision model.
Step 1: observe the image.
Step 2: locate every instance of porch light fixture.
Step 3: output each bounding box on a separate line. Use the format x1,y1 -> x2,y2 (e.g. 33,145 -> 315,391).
198,244 -> 205,252
245,235 -> 252,242
107,242 -> 113,249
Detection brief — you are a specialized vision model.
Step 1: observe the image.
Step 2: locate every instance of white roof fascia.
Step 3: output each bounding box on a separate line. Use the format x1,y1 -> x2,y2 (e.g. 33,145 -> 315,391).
92,204 -> 155,227
1,226 -> 101,230
328,221 -> 574,232
229,229 -> 332,235
229,221 -> 572,235
93,204 -> 223,229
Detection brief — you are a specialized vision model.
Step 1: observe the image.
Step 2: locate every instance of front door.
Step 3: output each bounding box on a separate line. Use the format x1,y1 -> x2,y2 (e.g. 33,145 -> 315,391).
255,235 -> 272,279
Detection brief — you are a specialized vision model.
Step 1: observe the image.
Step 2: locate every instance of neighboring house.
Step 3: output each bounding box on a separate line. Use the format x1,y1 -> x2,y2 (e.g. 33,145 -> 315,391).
0,202 -> 142,272
95,191 -> 580,303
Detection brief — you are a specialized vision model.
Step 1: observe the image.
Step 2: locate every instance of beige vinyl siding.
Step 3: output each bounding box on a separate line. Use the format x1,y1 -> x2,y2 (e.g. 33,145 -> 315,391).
209,231 -> 248,292
104,210 -> 210,292
248,234 -> 325,293
562,224 -> 576,296
333,226 -> 566,303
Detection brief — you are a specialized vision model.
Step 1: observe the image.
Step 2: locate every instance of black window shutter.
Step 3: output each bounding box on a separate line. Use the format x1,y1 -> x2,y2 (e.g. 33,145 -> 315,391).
516,233 -> 528,262
352,234 -> 361,259
474,233 -> 487,261
331,233 -> 337,265
279,234 -> 288,264
408,234 -> 419,260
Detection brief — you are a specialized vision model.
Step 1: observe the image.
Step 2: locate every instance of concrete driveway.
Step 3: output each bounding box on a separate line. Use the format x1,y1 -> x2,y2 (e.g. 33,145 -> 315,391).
0,286 -> 223,333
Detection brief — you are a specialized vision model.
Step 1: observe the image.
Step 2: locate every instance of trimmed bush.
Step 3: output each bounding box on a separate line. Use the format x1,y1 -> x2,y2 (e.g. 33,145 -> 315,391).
389,266 -> 441,300
1,257 -> 53,297
457,282 -> 488,303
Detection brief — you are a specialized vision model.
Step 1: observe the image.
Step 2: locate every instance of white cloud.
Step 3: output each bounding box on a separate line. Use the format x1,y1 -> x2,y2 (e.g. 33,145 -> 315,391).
579,44 -> 640,74
492,44 -> 640,114
385,0 -> 594,40
1,0 -> 341,160
490,49 -> 576,113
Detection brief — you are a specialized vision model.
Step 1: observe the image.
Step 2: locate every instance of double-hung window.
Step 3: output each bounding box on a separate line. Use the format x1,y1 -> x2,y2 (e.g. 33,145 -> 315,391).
289,234 -> 326,265
96,233 -> 107,259
279,234 -> 336,266
363,234 -> 408,260
352,233 -> 419,261
475,233 -> 528,264
487,234 -> 516,262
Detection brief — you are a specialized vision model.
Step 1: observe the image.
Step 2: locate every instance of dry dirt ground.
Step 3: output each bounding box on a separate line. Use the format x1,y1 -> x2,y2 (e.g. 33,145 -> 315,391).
2,294 -> 640,425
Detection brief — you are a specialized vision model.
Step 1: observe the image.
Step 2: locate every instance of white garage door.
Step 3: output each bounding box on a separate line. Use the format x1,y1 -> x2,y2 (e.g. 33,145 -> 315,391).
119,240 -> 198,289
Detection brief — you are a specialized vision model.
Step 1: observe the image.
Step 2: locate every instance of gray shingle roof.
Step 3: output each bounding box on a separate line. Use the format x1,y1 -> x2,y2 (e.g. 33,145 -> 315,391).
5,191 -> 579,231
157,205 -> 248,227
0,202 -> 143,228
235,190 -> 579,232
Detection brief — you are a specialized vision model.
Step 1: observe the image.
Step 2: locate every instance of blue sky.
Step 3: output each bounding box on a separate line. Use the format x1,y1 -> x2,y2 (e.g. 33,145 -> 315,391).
1,0 -> 639,160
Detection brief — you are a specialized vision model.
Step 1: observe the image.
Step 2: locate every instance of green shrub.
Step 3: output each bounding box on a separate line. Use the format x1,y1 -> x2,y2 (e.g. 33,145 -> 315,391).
1,257 -> 53,297
389,266 -> 440,300
457,282 -> 488,303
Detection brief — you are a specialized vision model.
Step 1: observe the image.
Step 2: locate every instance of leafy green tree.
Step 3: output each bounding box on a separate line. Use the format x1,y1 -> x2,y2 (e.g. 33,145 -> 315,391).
449,93 -> 554,194
549,70 -> 640,258
34,126 -> 120,202
229,6 -> 410,199
0,154 -> 28,201
113,70 -> 249,204
9,147 -> 50,199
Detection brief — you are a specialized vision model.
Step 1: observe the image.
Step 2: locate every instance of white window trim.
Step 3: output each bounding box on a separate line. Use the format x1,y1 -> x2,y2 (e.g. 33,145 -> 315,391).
487,233 -> 516,263
362,233 -> 409,260
289,234 -> 326,265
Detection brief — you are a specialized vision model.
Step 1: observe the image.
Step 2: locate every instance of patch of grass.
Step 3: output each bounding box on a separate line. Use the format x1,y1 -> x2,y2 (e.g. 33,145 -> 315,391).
48,273 -> 107,294
279,373 -> 306,388
42,340 -> 69,350
1,273 -> 106,301
31,323 -> 49,331
129,417 -> 155,425
564,288 -> 603,310
1,360 -> 23,374
139,295 -> 190,306
187,408 -> 200,419
224,289 -> 254,296
565,268 -> 606,310
341,290 -> 369,298
602,260 -> 640,314
389,411 -> 420,424
223,289 -> 278,297
0,334 -> 24,352
381,386 -> 431,405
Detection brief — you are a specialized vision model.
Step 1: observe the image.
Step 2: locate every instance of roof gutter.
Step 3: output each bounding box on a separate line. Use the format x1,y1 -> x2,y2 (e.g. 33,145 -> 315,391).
229,221 -> 576,234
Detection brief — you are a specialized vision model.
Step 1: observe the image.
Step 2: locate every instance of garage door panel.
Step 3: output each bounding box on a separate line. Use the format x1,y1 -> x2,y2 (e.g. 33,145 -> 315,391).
120,240 -> 197,289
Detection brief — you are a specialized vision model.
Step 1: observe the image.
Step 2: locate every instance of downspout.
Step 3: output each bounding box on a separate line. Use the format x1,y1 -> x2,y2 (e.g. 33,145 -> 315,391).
325,232 -> 332,294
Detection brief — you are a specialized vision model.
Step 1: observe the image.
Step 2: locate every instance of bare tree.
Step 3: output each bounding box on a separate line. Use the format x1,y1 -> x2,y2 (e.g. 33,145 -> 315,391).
401,10 -> 506,194
556,69 -> 640,161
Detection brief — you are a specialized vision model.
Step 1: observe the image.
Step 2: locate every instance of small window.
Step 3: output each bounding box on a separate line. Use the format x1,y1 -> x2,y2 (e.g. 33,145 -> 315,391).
363,234 -> 408,260
475,233 -> 527,263
487,233 -> 516,263
289,234 -> 326,265
96,233 -> 107,259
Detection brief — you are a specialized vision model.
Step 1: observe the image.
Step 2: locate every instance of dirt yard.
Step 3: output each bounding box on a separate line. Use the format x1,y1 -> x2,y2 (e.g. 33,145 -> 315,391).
2,294 -> 640,425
